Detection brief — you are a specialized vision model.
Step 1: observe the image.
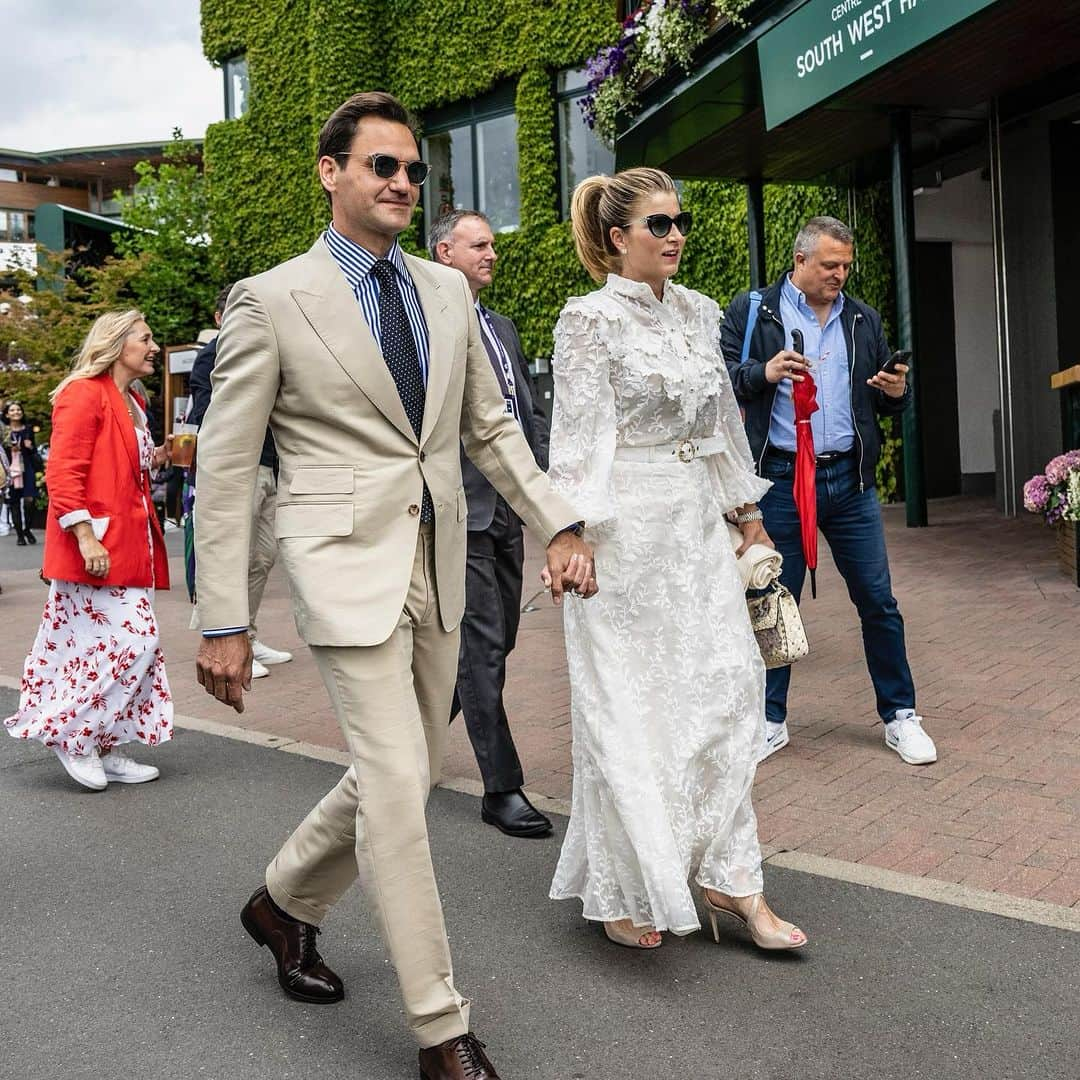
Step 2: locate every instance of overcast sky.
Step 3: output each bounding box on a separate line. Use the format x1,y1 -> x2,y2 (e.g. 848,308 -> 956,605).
0,0 -> 221,151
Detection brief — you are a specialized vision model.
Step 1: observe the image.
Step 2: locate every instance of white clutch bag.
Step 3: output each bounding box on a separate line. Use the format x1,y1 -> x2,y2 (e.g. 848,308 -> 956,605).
727,522 -> 808,669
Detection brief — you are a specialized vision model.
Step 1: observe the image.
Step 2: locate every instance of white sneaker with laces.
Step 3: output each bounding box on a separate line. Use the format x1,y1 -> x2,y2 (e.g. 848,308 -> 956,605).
757,720 -> 790,763
101,749 -> 160,784
251,658 -> 270,679
885,710 -> 937,765
252,640 -> 293,665
53,746 -> 107,791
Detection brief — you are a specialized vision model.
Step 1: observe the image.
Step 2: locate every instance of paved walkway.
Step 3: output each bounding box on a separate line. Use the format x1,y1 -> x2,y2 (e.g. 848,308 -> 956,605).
3,722 -> 1077,1080
1,496 -> 1078,912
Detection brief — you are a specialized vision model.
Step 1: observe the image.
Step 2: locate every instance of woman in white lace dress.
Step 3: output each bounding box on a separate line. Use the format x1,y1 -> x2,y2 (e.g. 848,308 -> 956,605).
547,169 -> 806,952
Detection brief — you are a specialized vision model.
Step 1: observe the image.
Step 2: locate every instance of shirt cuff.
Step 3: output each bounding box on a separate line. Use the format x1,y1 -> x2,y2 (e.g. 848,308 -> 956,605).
201,627 -> 248,638
57,509 -> 91,529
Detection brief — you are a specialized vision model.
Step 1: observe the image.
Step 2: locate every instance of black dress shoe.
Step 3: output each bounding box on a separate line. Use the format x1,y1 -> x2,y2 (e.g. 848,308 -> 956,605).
240,885 -> 344,1003
481,789 -> 552,837
24,530 -> 36,544
419,1033 -> 501,1079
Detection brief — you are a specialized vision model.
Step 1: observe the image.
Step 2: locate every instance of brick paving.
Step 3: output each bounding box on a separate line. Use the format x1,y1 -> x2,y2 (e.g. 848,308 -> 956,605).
1,496 -> 1078,910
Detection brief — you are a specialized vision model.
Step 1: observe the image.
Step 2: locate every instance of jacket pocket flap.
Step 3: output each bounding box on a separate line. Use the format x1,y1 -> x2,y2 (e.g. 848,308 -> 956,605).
275,502 -> 354,539
456,487 -> 468,522
289,466 -> 355,495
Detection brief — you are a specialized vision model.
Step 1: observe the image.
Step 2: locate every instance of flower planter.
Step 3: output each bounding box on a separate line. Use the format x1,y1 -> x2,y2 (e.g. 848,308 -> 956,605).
1058,520 -> 1080,587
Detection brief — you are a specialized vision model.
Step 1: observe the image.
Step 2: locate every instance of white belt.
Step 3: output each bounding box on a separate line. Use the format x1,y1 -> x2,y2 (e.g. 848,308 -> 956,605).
614,435 -> 727,464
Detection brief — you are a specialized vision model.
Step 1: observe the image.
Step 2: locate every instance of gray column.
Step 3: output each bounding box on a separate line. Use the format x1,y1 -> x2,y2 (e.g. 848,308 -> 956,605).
746,179 -> 766,290
890,111 -> 928,527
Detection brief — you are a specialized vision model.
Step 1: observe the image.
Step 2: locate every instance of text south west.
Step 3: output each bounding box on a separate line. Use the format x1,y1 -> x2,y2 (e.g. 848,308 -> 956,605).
796,0 -> 918,78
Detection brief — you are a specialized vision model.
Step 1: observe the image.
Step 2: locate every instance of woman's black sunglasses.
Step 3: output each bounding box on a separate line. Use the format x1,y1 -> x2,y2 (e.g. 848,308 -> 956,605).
625,211 -> 693,239
338,152 -> 432,186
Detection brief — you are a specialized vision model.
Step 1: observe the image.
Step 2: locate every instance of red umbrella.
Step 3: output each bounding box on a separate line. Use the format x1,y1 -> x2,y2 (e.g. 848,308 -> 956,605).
791,330 -> 820,598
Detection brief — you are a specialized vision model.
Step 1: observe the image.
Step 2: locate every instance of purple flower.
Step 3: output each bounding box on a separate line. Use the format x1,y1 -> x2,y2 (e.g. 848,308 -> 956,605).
1024,474 -> 1051,513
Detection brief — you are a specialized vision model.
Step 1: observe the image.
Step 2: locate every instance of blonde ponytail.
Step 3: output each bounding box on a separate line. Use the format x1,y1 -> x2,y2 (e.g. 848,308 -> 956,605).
569,167 -> 679,283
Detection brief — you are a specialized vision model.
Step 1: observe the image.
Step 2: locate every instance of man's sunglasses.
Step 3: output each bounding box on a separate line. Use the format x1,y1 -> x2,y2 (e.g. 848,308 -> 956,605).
337,152 -> 432,186
624,211 -> 693,239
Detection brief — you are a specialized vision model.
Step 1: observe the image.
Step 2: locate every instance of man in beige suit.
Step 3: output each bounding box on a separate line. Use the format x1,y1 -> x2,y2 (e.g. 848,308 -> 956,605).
193,92 -> 594,1080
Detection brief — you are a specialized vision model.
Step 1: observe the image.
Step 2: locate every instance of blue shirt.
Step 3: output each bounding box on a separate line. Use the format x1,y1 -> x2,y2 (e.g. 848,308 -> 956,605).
323,223 -> 431,386
768,274 -> 855,454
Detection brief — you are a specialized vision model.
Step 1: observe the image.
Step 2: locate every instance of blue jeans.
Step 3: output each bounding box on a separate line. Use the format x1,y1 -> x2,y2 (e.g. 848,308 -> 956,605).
758,451 -> 915,725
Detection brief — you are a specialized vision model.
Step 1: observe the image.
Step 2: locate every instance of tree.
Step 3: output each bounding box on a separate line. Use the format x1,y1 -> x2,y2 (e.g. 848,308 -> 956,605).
113,128 -> 215,345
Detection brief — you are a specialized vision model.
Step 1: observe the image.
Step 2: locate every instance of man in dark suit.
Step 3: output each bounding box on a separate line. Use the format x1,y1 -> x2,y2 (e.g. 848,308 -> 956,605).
430,209 -> 553,838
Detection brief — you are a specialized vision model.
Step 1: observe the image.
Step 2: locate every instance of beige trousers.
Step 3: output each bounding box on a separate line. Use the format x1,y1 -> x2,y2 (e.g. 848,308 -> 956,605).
247,464 -> 278,639
265,525 -> 469,1048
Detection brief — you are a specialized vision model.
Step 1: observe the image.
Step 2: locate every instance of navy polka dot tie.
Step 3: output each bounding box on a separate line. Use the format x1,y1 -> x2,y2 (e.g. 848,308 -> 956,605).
372,259 -> 432,522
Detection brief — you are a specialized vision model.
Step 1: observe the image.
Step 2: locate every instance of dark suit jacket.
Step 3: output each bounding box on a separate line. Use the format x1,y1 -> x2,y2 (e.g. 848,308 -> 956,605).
462,307 -> 549,531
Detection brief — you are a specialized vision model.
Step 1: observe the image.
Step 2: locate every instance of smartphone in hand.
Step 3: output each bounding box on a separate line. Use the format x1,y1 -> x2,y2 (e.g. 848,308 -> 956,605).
880,349 -> 912,376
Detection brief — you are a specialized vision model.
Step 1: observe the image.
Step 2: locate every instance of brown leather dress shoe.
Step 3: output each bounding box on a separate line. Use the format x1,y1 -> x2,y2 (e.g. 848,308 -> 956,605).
418,1033 -> 501,1079
240,885 -> 344,1004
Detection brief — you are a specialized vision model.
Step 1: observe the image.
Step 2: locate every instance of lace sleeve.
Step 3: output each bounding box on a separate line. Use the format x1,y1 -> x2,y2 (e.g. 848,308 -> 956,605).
548,304 -> 618,530
702,294 -> 772,512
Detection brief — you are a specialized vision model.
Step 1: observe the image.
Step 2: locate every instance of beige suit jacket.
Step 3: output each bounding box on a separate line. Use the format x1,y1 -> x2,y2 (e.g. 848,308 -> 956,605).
193,237 -> 578,646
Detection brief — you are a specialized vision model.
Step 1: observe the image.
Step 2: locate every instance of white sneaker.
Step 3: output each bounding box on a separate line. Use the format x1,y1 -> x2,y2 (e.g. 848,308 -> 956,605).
100,748 -> 160,784
252,640 -> 293,665
885,710 -> 937,765
757,720 -> 790,763
251,658 -> 270,679
53,746 -> 107,791
163,519 -> 180,532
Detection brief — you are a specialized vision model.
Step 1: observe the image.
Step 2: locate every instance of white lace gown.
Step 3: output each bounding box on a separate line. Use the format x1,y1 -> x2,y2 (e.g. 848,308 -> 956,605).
547,274 -> 772,935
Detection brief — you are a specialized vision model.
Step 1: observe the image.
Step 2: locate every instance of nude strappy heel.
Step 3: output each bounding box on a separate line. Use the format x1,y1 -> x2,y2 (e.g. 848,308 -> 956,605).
603,919 -> 663,949
702,891 -> 807,951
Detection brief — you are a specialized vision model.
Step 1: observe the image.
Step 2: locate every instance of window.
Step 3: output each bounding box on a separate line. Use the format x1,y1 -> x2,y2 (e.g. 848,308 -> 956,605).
557,68 -> 616,220
0,169 -> 18,182
422,86 -> 520,235
224,54 -> 249,119
0,210 -> 33,242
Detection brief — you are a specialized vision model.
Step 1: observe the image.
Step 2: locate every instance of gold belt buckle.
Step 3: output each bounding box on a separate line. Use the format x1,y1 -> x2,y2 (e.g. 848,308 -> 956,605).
676,439 -> 697,463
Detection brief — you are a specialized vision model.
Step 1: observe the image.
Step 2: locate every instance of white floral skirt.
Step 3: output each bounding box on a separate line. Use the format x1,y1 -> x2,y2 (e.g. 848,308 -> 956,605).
5,580 -> 173,756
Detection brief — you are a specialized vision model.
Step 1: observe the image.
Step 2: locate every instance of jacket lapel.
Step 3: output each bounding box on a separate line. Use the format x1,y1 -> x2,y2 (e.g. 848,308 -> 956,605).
101,375 -> 141,476
405,253 -> 452,446
290,239 -> 417,444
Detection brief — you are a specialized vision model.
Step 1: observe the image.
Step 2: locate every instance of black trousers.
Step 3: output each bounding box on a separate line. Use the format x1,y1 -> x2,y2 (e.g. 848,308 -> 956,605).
450,498 -> 525,793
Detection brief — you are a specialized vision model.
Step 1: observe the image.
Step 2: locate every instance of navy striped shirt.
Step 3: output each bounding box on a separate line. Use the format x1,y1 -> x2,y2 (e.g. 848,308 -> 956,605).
324,223 -> 431,386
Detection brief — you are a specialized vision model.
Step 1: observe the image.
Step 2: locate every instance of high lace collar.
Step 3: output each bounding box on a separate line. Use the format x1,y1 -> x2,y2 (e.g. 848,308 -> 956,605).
605,272 -> 671,306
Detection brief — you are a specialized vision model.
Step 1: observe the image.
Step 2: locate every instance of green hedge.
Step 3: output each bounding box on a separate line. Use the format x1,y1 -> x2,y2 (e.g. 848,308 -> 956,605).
201,0 -> 901,495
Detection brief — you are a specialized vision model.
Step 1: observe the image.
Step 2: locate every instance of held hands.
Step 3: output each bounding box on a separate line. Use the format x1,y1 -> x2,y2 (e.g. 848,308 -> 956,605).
195,632 -> 253,714
540,529 -> 599,605
867,362 -> 908,398
765,350 -> 812,384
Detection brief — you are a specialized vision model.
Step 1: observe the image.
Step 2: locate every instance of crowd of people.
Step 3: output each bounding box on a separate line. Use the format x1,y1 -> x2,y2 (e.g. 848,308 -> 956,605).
3,90 -> 937,1080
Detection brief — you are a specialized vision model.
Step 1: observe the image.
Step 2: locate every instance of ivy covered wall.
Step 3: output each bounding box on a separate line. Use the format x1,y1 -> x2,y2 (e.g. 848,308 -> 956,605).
201,0 -> 900,495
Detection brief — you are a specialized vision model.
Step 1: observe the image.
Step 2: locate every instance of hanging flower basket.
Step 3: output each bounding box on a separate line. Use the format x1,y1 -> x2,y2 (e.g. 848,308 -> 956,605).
580,1 -> 753,148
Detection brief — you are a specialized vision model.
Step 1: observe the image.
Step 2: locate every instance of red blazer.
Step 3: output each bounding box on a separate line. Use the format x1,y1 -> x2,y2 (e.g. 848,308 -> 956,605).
43,374 -> 170,589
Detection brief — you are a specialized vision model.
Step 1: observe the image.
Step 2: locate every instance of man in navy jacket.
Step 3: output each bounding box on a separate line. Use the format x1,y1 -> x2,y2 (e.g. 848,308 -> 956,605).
721,216 -> 937,767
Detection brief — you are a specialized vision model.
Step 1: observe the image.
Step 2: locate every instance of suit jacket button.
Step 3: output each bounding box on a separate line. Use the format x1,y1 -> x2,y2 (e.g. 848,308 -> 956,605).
408,504 -> 420,516
419,450 -> 426,462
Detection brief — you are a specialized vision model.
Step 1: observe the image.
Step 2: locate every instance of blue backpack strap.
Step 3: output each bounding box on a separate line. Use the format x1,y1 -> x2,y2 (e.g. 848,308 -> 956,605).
739,290 -> 762,364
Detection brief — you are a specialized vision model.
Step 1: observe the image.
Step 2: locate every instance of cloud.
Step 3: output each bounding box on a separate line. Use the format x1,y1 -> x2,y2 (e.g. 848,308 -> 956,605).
0,0 -> 221,151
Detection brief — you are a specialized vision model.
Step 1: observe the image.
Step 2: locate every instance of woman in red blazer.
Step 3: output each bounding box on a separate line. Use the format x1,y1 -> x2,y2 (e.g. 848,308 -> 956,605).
5,310 -> 175,791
